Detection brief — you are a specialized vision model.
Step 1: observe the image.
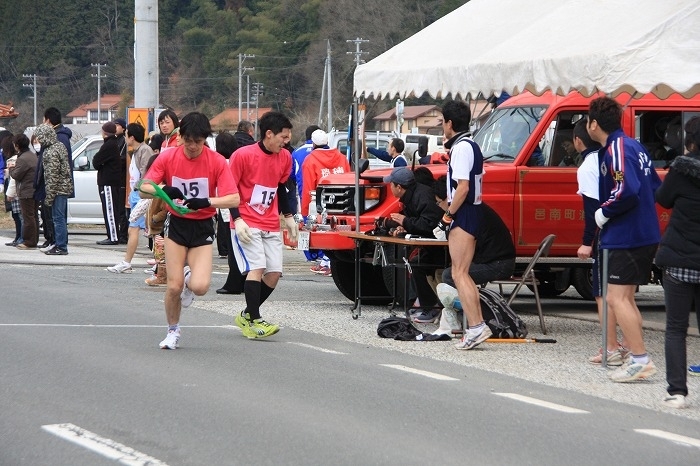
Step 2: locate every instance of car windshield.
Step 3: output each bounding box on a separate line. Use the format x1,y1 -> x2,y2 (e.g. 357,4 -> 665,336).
71,136 -> 92,154
473,106 -> 546,162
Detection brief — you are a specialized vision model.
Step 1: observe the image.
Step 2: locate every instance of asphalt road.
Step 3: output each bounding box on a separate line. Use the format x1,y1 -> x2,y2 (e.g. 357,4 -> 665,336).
1,260 -> 699,465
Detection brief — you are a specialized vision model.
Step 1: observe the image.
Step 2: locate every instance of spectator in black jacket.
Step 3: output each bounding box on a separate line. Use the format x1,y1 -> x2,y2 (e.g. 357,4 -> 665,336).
383,167 -> 445,323
93,122 -> 123,245
655,116 -> 700,409
234,120 -> 255,147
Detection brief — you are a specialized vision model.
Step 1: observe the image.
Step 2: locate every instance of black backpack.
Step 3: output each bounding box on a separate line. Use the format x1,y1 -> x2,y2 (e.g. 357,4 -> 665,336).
478,288 -> 528,339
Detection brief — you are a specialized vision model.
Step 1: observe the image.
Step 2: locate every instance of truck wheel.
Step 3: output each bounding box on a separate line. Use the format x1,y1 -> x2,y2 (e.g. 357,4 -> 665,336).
526,281 -> 567,297
572,268 -> 595,301
329,257 -> 392,305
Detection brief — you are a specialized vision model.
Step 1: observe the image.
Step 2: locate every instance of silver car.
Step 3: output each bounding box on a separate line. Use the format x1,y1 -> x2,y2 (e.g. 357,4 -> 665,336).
69,135 -> 105,224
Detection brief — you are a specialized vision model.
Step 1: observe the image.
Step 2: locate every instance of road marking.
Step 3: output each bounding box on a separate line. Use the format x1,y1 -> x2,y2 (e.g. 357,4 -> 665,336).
635,429 -> 700,448
42,423 -> 169,465
380,364 -> 459,381
287,342 -> 348,354
0,324 -> 233,328
493,393 -> 589,413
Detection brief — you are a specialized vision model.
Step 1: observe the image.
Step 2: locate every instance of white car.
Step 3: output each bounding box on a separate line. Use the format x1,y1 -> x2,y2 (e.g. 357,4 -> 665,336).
68,135 -> 105,224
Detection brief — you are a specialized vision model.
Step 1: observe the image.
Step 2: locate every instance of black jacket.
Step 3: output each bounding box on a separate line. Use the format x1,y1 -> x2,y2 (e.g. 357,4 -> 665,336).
655,151 -> 700,270
93,135 -> 122,186
474,203 -> 516,264
234,131 -> 255,147
399,182 -> 444,237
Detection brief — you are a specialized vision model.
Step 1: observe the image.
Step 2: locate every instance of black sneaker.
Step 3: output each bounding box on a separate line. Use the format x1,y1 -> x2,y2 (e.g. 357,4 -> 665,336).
39,240 -> 51,248
45,246 -> 68,255
96,239 -> 118,245
413,309 -> 441,324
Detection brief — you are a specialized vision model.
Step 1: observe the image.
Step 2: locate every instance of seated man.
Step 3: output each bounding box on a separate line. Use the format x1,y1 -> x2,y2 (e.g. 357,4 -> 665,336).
382,167 -> 444,322
432,176 -> 516,334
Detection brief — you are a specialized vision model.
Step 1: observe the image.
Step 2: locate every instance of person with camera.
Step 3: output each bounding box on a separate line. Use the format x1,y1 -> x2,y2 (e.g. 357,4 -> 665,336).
382,167 -> 445,322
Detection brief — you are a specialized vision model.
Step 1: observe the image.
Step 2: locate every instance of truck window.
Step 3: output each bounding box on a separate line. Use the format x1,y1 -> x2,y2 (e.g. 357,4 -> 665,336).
474,106 -> 546,163
634,110 -> 683,167
546,111 -> 587,167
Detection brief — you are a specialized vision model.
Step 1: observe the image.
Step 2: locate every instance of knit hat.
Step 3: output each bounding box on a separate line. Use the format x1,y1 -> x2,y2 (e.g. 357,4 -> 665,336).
113,118 -> 127,129
102,121 -> 117,135
311,129 -> 329,147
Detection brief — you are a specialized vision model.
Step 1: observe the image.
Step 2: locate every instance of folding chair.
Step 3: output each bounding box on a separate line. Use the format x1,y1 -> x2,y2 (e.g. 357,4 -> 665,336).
490,234 -> 556,334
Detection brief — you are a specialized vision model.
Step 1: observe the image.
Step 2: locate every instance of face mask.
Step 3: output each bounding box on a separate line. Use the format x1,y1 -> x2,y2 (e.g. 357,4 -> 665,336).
33,143 -> 41,152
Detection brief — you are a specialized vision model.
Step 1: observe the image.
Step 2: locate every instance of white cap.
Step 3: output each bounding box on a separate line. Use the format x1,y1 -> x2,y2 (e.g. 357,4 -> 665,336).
311,129 -> 329,146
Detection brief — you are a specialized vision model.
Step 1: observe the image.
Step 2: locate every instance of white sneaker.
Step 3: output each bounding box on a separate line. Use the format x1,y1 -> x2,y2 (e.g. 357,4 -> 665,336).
144,264 -> 157,274
180,266 -> 194,308
106,261 -> 132,273
39,243 -> 55,253
159,329 -> 180,349
662,394 -> 687,409
455,325 -> 492,350
609,359 -> 657,383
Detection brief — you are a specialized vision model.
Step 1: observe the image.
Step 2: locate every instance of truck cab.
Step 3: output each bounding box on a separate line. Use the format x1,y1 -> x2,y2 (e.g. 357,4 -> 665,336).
295,91 -> 698,301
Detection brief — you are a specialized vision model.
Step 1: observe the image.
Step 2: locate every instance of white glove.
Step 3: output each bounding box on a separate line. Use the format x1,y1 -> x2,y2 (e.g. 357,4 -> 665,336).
284,216 -> 299,243
594,208 -> 609,229
433,226 -> 447,241
234,218 -> 253,244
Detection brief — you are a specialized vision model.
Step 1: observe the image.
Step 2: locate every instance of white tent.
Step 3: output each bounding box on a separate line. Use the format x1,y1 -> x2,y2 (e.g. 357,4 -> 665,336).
354,0 -> 700,99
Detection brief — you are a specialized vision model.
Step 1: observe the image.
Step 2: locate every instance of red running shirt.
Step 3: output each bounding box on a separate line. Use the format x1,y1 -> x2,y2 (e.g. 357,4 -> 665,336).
229,142 -> 292,231
145,145 -> 238,220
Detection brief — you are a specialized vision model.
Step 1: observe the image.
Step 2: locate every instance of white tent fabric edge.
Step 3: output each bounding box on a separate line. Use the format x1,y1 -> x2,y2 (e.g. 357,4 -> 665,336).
353,0 -> 700,100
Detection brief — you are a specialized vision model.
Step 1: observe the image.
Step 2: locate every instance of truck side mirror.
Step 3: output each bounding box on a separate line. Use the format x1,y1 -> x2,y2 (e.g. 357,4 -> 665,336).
358,158 -> 369,174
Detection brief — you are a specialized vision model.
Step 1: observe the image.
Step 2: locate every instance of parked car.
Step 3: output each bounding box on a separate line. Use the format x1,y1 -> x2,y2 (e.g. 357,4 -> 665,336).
68,135 -> 105,224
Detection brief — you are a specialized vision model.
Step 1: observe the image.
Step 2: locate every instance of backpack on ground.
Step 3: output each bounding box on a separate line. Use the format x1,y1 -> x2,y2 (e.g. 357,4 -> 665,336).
377,316 -> 422,340
478,288 -> 528,338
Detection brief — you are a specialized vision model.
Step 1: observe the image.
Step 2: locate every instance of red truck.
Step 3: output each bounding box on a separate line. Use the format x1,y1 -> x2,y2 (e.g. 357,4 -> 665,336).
293,91 -> 697,301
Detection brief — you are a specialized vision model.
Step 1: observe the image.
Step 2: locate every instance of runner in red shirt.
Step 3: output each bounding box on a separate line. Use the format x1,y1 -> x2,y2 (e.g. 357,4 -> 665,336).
157,109 -> 180,156
229,111 -> 298,339
139,112 -> 239,349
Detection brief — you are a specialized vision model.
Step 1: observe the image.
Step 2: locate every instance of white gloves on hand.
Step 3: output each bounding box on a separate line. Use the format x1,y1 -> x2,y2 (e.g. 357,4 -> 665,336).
594,208 -> 609,229
433,226 -> 447,241
284,216 -> 299,243
234,217 -> 253,244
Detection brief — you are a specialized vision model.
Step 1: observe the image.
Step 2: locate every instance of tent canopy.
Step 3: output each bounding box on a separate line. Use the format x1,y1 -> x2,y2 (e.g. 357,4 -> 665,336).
354,0 -> 700,100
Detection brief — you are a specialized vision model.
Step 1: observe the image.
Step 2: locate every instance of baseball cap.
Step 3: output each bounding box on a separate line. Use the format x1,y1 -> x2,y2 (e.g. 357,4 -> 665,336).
383,167 -> 415,185
311,129 -> 329,146
113,118 -> 127,129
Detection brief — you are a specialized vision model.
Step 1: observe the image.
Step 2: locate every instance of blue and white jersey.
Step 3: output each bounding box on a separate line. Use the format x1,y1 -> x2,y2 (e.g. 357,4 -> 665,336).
446,132 -> 483,205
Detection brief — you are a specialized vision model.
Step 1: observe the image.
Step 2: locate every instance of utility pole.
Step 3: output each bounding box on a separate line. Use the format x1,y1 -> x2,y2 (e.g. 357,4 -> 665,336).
327,40 -> 333,130
238,53 -> 254,123
252,82 -> 264,139
22,74 -> 37,126
246,74 -> 251,119
91,63 -> 107,123
318,40 -> 333,129
346,38 -> 369,68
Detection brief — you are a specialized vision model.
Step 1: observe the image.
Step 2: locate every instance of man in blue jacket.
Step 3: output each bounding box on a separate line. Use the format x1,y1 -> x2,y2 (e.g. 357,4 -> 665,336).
587,96 -> 661,383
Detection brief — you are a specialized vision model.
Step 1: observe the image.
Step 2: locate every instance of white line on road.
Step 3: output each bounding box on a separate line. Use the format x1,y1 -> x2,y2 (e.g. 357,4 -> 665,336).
494,393 -> 589,413
635,429 -> 700,448
42,423 -> 169,465
0,324 -> 234,328
380,364 -> 459,381
287,342 -> 348,354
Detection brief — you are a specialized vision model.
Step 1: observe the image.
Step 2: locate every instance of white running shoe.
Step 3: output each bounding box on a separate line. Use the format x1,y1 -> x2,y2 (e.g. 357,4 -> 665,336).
159,329 -> 180,349
106,261 -> 133,274
455,325 -> 492,350
180,266 -> 195,308
662,394 -> 687,409
39,243 -> 55,253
